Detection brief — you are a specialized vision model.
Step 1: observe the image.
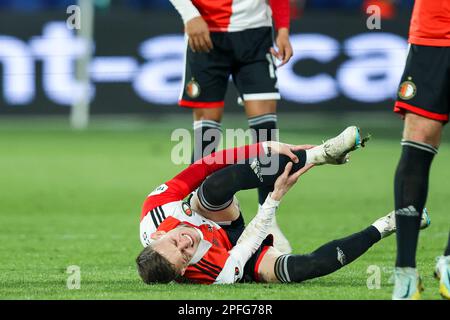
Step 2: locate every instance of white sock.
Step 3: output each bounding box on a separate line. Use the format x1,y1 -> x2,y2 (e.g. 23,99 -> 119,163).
371,219 -> 388,237
305,145 -> 325,165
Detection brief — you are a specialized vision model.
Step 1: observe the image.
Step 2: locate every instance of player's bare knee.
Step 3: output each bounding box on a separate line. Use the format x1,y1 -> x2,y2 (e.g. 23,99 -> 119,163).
244,100 -> 277,118
403,112 -> 443,147
193,108 -> 223,122
204,197 -> 240,222
191,192 -> 240,222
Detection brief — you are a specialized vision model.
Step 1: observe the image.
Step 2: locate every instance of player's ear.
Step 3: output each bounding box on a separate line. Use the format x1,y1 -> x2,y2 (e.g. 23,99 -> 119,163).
151,231 -> 166,240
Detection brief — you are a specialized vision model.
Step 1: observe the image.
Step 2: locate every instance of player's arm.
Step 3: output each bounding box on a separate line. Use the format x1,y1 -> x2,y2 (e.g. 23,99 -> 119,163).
215,162 -> 313,284
269,0 -> 292,67
142,142 -> 299,215
142,143 -> 266,214
142,142 -> 299,216
168,0 -> 200,25
168,0 -> 212,53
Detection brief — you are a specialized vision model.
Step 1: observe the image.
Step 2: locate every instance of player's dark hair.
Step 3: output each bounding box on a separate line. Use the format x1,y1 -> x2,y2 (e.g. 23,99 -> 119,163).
136,246 -> 179,284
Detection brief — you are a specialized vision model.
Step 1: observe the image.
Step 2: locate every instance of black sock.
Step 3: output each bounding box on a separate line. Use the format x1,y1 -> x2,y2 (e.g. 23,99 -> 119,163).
248,114 -> 278,205
197,149 -> 306,211
275,226 -> 381,283
445,232 -> 450,256
191,120 -> 222,163
394,140 -> 437,268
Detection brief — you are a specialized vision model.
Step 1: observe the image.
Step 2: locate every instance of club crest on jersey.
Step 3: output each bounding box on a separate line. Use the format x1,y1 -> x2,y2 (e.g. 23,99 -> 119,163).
186,78 -> 201,98
182,202 -> 193,216
398,79 -> 416,100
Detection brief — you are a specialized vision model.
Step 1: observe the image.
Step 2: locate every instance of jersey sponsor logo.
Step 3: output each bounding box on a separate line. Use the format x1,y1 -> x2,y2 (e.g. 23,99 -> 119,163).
182,202 -> 193,216
186,78 -> 201,98
398,78 -> 416,100
148,184 -> 168,196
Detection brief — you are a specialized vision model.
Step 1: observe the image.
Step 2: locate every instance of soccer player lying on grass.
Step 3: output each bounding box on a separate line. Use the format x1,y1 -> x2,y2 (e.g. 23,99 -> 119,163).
136,126 -> 430,284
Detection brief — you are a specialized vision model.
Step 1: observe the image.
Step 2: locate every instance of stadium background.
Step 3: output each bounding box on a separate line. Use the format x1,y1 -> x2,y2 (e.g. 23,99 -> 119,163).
0,0 -> 448,300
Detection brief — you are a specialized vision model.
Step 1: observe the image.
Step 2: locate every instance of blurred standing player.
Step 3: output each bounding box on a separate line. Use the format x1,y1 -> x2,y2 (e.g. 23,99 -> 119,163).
391,0 -> 450,300
168,0 -> 294,253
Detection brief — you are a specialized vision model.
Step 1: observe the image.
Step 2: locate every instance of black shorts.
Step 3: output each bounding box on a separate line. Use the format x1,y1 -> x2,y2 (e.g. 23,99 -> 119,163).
179,27 -> 280,108
221,213 -> 274,283
394,44 -> 450,123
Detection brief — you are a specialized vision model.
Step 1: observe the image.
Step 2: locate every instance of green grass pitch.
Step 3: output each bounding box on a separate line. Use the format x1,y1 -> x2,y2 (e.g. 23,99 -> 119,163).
0,113 -> 448,300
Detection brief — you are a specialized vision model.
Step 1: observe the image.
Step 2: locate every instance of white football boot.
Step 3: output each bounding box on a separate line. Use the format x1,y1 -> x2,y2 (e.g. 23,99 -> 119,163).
434,255 -> 450,300
306,126 -> 369,165
392,267 -> 424,300
371,208 -> 431,239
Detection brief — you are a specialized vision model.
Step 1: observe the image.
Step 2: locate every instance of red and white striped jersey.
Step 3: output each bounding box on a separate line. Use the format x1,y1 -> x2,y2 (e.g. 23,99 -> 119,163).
140,143 -> 267,284
140,202 -> 238,284
192,0 -> 271,32
409,0 -> 450,47
170,0 -> 290,32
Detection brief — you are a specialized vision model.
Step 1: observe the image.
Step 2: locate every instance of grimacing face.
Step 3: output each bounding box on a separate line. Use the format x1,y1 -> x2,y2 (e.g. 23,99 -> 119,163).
150,225 -> 202,275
